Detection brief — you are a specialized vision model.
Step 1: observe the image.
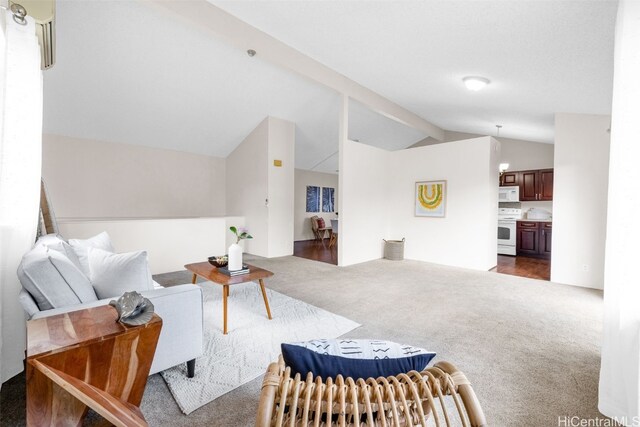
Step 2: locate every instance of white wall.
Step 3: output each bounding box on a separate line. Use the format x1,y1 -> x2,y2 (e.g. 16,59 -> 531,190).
442,130 -> 555,216
339,140 -> 389,266
551,113 -> 611,289
294,169 -> 339,241
42,134 -> 226,219
267,118 -> 295,257
599,1 -> 640,420
389,137 -> 498,270
58,217 -> 243,274
339,136 -> 498,270
226,119 -> 269,256
226,117 -> 295,258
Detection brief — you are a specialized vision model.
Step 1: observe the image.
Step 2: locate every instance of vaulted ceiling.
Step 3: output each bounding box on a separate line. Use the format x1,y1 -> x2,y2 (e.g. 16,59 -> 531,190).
43,0 -> 617,173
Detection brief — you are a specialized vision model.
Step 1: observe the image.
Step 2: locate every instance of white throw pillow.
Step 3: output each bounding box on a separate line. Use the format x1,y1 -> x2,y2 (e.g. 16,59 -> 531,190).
17,245 -> 97,310
69,232 -> 115,276
88,248 -> 153,299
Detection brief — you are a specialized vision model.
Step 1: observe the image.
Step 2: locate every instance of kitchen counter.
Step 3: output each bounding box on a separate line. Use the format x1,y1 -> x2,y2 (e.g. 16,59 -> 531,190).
518,219 -> 552,223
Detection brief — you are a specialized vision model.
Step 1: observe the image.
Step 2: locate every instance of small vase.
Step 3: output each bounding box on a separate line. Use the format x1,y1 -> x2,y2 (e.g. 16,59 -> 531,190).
228,243 -> 243,271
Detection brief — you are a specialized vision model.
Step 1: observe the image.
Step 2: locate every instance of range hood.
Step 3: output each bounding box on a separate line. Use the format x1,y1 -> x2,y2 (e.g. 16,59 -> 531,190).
10,0 -> 55,69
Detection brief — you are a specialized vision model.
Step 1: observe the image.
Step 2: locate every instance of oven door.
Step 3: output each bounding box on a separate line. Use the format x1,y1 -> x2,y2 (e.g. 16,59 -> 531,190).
497,221 -> 516,246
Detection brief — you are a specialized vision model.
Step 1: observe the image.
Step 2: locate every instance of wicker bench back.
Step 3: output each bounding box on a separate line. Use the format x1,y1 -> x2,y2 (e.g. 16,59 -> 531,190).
256,356 -> 487,427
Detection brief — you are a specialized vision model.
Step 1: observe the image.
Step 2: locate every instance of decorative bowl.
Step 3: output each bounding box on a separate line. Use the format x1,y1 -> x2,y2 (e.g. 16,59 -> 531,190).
208,255 -> 228,268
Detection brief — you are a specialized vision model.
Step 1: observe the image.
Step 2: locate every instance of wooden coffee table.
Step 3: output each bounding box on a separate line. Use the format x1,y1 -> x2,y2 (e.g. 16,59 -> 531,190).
185,262 -> 274,334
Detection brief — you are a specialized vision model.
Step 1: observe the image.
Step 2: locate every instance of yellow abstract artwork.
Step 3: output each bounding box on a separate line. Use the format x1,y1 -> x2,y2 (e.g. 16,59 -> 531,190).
415,181 -> 446,217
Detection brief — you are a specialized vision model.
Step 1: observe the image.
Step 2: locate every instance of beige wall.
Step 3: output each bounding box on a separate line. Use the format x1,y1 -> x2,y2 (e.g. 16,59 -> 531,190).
497,137 -> 554,171
42,134 -> 226,219
58,216 -> 243,274
266,118 -> 296,257
444,130 -> 554,171
294,169 -> 339,241
226,119 -> 270,256
226,117 -> 295,257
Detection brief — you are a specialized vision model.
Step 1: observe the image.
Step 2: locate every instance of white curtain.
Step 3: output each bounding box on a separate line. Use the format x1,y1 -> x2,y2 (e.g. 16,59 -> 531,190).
0,9 -> 43,384
599,1 -> 640,424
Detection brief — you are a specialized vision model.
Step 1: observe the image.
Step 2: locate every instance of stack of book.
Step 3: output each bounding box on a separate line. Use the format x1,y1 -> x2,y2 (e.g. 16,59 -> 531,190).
218,265 -> 250,276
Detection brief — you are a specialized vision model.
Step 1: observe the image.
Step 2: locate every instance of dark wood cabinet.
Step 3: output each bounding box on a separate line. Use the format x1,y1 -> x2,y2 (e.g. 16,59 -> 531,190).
519,171 -> 539,201
539,169 -> 554,201
539,222 -> 553,257
500,169 -> 554,200
500,172 -> 519,187
517,221 -> 552,259
516,221 -> 539,255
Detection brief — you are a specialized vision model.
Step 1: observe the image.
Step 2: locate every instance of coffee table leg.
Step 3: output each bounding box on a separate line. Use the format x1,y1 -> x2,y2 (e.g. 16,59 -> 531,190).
191,273 -> 197,284
258,279 -> 272,320
223,285 -> 229,335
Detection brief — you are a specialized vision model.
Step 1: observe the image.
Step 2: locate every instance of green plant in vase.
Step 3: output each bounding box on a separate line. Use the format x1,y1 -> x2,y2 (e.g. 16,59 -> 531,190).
228,226 -> 252,271
230,226 -> 253,244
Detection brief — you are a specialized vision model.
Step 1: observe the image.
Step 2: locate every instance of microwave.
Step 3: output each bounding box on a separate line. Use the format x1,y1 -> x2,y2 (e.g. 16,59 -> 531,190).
499,186 -> 520,202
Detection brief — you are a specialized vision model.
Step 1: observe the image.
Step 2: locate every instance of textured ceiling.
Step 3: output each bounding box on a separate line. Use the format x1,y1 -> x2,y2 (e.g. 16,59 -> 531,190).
214,0 -> 618,143
44,1 -> 341,171
43,0 -> 617,175
43,1 -> 425,174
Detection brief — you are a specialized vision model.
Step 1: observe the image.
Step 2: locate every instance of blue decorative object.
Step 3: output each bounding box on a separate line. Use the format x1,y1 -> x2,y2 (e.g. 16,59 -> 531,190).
322,187 -> 335,212
306,186 -> 320,212
281,339 -> 436,380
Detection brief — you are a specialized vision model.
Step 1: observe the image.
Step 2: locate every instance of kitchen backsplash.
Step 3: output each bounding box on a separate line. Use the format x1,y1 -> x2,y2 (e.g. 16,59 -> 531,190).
499,202 -> 521,209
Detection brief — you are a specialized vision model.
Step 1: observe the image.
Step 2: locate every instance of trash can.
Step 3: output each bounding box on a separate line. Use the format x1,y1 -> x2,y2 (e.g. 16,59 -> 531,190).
383,238 -> 405,261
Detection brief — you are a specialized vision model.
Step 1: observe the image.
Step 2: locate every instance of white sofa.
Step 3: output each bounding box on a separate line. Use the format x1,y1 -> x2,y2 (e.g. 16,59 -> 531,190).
18,234 -> 203,377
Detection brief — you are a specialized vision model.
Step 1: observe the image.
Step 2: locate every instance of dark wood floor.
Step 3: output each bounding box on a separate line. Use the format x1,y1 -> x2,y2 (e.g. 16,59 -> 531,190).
491,255 -> 551,281
293,239 -> 337,265
293,240 -> 549,280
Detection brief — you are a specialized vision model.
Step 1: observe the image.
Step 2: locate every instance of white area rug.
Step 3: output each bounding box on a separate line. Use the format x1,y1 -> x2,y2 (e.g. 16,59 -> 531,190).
160,281 -> 360,414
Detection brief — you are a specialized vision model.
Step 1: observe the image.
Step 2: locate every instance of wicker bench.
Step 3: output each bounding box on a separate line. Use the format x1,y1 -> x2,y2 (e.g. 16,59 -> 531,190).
256,356 -> 487,426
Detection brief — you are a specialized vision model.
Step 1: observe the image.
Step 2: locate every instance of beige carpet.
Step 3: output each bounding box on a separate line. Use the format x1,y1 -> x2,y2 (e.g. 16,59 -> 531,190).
141,255 -> 604,426
0,255 -> 604,426
160,281 -> 359,414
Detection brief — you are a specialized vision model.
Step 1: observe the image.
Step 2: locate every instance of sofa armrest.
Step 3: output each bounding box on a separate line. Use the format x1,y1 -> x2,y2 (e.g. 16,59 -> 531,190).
19,289 -> 40,318
141,285 -> 204,375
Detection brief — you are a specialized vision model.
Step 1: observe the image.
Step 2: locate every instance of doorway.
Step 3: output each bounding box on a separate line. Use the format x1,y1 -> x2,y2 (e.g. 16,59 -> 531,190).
491,255 -> 550,280
294,239 -> 337,265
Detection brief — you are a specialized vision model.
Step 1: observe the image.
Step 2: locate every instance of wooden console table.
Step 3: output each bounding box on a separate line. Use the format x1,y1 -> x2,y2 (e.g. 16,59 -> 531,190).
26,305 -> 162,426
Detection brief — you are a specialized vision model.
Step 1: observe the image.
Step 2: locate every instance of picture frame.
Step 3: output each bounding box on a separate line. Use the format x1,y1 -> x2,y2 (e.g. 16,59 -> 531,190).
322,187 -> 335,212
415,180 -> 446,217
306,186 -> 320,212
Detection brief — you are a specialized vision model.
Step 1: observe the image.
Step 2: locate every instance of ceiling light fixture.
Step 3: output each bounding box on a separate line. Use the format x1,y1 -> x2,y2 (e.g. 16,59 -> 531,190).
247,49 -> 256,57
463,76 -> 490,91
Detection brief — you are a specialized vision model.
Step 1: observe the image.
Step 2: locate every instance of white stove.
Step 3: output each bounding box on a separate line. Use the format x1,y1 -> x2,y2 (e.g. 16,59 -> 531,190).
498,208 -> 522,255
498,208 -> 522,220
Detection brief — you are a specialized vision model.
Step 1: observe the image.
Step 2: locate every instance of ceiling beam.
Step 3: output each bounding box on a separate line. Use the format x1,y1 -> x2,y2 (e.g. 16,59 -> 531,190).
147,0 -> 445,141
